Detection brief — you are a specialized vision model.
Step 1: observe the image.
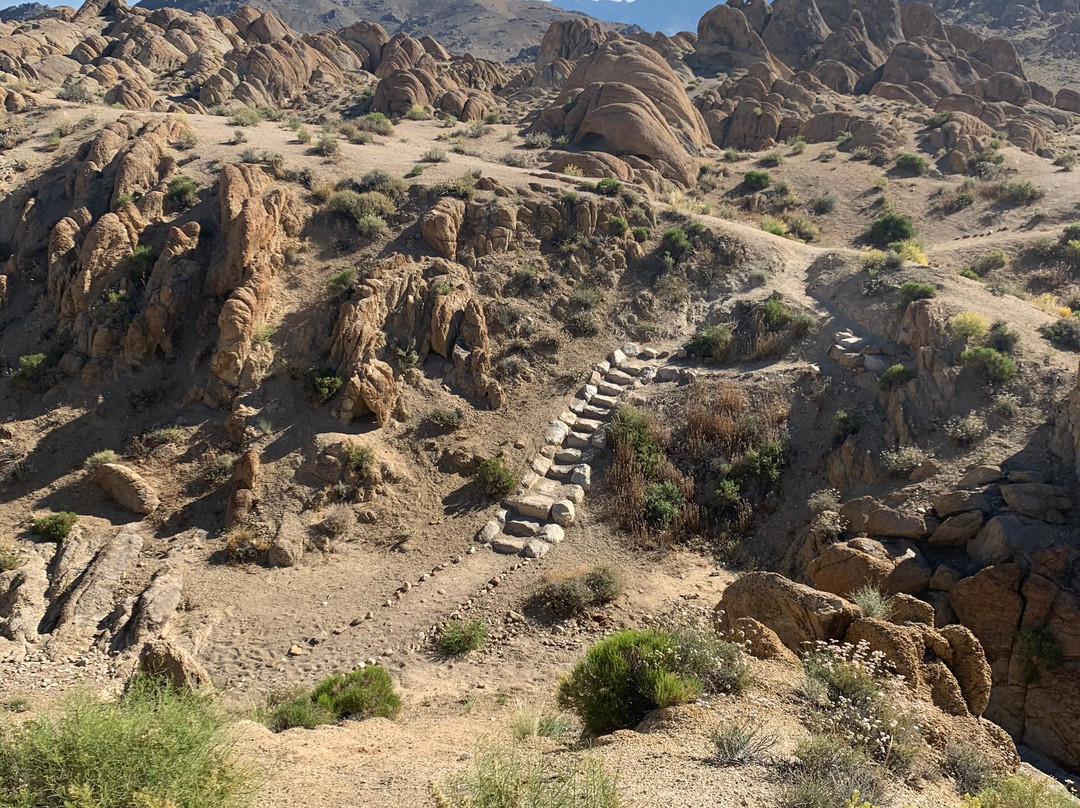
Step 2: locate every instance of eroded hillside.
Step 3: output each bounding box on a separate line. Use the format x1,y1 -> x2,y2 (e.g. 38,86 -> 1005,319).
2,0 -> 1080,806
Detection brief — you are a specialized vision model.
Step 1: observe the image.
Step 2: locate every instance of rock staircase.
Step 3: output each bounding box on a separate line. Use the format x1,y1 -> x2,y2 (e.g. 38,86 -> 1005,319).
477,342 -> 669,558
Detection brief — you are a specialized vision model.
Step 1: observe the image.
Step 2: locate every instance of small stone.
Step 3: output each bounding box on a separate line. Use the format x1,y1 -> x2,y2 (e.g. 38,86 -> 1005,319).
288,645 -> 305,656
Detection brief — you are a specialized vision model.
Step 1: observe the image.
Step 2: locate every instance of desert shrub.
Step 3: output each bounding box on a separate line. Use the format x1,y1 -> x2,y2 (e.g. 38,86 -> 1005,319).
404,105 -> 432,120
961,346 -> 1017,383
434,170 -> 479,199
174,127 -> 197,150
643,480 -> 684,528
660,227 -> 693,260
607,215 -> 628,237
329,190 -> 395,222
945,414 -> 989,444
523,132 -> 552,149
758,151 -> 783,167
260,667 -> 401,732
421,147 -> 448,163
229,106 -> 262,126
879,445 -> 926,475
851,585 -> 894,620
31,511 -> 78,542
344,444 -> 375,480
685,323 -> 733,362
439,619 -> 488,655
878,364 -> 914,391
972,776 -> 1076,808
949,311 -> 990,342
428,408 -> 464,432
510,705 -> 575,742
944,742 -> 995,795
1016,626 -> 1064,683
787,135 -> 807,154
327,267 -> 357,295
83,449 -> 118,472
1054,153 -> 1077,171
987,320 -> 1021,354
408,164 -> 424,176
760,216 -> 787,236
251,323 -> 276,345
142,427 -> 184,449
305,368 -> 343,403
555,629 -> 702,734
712,715 -> 778,766
989,180 -> 1044,205
1041,316 -> 1080,350
532,567 -> 624,618
807,488 -> 839,513
743,170 -> 771,191
167,176 -> 198,208
865,212 -> 914,247
476,456 -> 515,498
609,406 -> 666,478
296,128 -> 312,144
14,353 -> 47,380
594,177 -> 623,197
632,226 -> 649,242
810,190 -> 837,215
0,544 -> 21,572
357,112 -> 393,135
781,735 -> 882,808
432,744 -> 619,808
56,81 -> 95,103
786,216 -> 819,242
313,133 -> 340,159
895,153 -> 928,175
890,238 -> 928,265
896,281 -> 936,309
0,674 -> 254,808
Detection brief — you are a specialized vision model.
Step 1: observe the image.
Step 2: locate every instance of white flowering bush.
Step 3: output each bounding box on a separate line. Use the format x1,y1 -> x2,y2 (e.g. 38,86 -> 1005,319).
801,640 -> 919,773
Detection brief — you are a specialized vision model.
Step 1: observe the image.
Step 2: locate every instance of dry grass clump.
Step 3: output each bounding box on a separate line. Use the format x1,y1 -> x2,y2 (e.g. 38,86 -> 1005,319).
223,526 -> 268,563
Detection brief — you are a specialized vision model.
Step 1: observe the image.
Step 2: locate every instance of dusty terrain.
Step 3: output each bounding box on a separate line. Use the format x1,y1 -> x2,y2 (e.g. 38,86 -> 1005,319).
4,0 -> 1080,805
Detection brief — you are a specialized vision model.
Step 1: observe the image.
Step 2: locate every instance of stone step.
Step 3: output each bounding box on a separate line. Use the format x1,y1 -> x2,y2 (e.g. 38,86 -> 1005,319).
605,369 -> 634,386
543,420 -> 570,445
580,404 -> 611,420
532,479 -> 585,504
564,432 -> 591,449
492,536 -> 527,555
570,417 -> 604,434
571,464 -> 591,490
590,393 -> 618,409
546,463 -> 574,480
503,492 -> 555,520
504,518 -> 542,537
596,381 -> 624,397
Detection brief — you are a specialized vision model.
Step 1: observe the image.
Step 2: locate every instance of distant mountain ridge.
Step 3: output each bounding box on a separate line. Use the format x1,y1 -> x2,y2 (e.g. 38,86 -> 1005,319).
134,0 -> 597,62
547,0 -> 716,34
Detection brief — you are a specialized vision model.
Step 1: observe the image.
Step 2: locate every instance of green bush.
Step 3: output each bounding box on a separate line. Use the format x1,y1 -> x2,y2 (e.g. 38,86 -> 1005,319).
1053,153 -> 1077,172
607,215 -> 628,236
533,567 -> 623,618
758,151 -> 783,167
991,180 -> 1044,205
643,480 -> 684,528
439,619 -> 488,655
14,353 -> 46,380
404,105 -> 432,121
851,585 -> 894,620
305,368 -> 343,403
609,406 -> 666,478
866,212 -> 914,247
961,346 -> 1017,383
429,408 -> 464,432
1041,317 -> 1080,351
896,281 -> 936,308
344,444 -> 375,479
760,216 -> 787,236
167,176 -> 198,208
0,675 -> 254,808
555,629 -> 702,734
358,168 -> 408,198
895,153 -> 928,175
31,511 -> 78,541
685,323 -> 732,361
433,744 -> 619,808
988,319 -> 1021,354
810,190 -> 837,215
780,735 -> 882,808
84,450 -> 118,472
743,170 -> 771,191
261,667 -> 401,732
358,112 -> 393,136
660,227 -> 693,261
632,226 -> 649,243
229,106 -> 262,126
878,363 -> 915,390
313,133 -> 340,159
476,456 -> 515,498
974,775 -> 1076,808
595,177 -> 623,197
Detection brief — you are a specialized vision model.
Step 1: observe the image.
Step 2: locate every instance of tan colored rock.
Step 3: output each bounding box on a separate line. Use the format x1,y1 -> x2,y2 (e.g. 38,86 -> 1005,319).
929,510 -> 984,547
137,636 -> 212,691
950,564 -> 1024,662
839,495 -> 927,539
93,463 -> 159,514
421,197 -> 465,261
731,616 -> 800,665
717,571 -> 860,652
940,624 -> 992,716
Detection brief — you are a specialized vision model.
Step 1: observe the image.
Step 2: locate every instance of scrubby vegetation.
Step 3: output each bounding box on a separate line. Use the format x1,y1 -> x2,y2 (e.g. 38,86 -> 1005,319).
531,567 -> 624,618
476,456 -> 515,497
260,667 -> 401,731
439,618 -> 488,655
31,511 -> 78,541
0,675 -> 254,808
